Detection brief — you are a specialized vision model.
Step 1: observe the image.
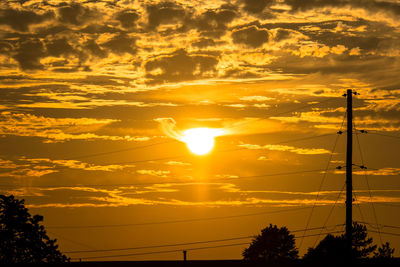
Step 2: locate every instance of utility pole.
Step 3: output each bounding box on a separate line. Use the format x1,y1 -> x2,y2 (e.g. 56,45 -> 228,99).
345,89 -> 353,257
183,250 -> 187,262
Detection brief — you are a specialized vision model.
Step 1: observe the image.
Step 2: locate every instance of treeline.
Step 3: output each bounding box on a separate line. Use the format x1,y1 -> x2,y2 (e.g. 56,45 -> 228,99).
243,223 -> 396,265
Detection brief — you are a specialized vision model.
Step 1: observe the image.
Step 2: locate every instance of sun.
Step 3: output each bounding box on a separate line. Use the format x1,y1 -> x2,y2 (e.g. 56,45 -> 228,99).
181,128 -> 223,155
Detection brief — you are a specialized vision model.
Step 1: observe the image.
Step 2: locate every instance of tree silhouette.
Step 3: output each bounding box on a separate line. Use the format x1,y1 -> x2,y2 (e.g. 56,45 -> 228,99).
374,242 -> 395,259
303,233 -> 345,262
0,195 -> 69,264
351,222 -> 376,258
304,222 -> 377,262
242,224 -> 298,263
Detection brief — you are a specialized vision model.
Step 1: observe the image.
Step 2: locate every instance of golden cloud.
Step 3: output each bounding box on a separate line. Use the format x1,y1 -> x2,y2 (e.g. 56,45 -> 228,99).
0,111 -> 152,142
239,143 -> 331,155
137,169 -> 171,177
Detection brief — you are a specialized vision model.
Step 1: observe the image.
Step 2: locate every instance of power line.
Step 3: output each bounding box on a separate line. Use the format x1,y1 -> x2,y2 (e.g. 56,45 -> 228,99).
0,167 -> 334,189
381,225 -> 400,230
56,98 -> 336,163
368,131 -> 400,140
375,202 -> 400,208
0,132 -> 337,180
65,226 -> 342,254
70,231 -> 344,260
72,242 -> 250,260
298,112 -> 346,249
48,231 -> 95,250
354,123 -> 382,245
61,133 -> 339,166
355,221 -> 400,230
48,206 -> 313,229
313,182 -> 346,247
66,236 -> 255,254
369,230 -> 400,237
65,226 -> 344,254
65,140 -> 176,161
254,133 -> 336,148
353,191 -> 366,223
224,97 -> 336,131
201,132 -> 335,159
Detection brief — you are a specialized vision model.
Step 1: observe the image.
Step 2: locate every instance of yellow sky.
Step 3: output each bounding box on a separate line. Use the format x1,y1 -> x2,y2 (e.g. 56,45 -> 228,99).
1,0 -> 400,261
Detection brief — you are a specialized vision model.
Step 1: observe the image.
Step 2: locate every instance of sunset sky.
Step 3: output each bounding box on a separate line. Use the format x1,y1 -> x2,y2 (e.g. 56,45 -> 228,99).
1,0 -> 400,261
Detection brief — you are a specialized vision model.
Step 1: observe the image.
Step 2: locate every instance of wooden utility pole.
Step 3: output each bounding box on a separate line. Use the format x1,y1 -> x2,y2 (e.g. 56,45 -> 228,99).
183,250 -> 187,262
345,89 -> 353,257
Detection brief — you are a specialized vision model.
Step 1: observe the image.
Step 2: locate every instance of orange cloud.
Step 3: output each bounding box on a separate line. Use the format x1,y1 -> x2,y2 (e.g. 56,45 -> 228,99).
137,169 -> 171,177
0,111 -> 152,142
239,143 -> 331,155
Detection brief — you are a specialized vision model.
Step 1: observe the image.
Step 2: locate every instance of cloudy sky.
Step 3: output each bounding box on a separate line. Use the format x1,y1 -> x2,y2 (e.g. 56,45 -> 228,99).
1,0 -> 400,261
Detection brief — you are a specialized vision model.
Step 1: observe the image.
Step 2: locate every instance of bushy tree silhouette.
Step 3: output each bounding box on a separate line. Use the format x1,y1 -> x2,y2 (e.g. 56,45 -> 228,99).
243,224 -> 298,263
304,222 -> 377,262
374,242 -> 395,259
303,233 -> 345,262
351,222 -> 377,258
0,195 -> 69,264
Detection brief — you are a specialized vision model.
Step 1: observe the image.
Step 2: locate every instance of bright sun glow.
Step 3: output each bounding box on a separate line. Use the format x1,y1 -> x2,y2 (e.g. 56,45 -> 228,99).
181,128 -> 223,155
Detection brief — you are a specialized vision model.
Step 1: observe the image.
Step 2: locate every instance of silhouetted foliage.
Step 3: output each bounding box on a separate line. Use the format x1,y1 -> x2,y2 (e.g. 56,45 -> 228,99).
303,233 -> 345,262
242,224 -> 298,263
351,222 -> 377,258
374,242 -> 395,259
304,222 -> 377,262
0,195 -> 69,264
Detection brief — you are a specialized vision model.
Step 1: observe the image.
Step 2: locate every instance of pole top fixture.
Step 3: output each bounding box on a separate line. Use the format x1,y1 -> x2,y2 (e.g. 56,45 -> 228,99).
343,89 -> 359,97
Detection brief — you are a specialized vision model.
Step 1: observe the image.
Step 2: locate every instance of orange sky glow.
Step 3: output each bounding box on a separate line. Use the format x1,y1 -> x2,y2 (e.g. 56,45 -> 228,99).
1,0 -> 400,261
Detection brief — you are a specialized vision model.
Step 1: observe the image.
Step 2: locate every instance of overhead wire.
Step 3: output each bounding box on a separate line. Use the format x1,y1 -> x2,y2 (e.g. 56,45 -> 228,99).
298,111 -> 346,250
69,231 -> 345,260
48,231 -> 96,250
0,167 -> 335,189
0,98 -> 338,183
381,224 -> 400,230
66,235 -> 256,254
0,132 -> 337,181
223,97 -> 336,132
367,131 -> 400,140
352,190 -> 368,244
72,242 -> 251,260
368,230 -> 400,237
47,206 -> 313,229
354,122 -> 383,245
64,139 -> 176,161
375,202 -> 400,208
355,221 -> 400,230
54,97 -> 337,163
66,227 -> 343,254
353,191 -> 366,224
67,132 -> 336,166
312,182 -> 345,247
